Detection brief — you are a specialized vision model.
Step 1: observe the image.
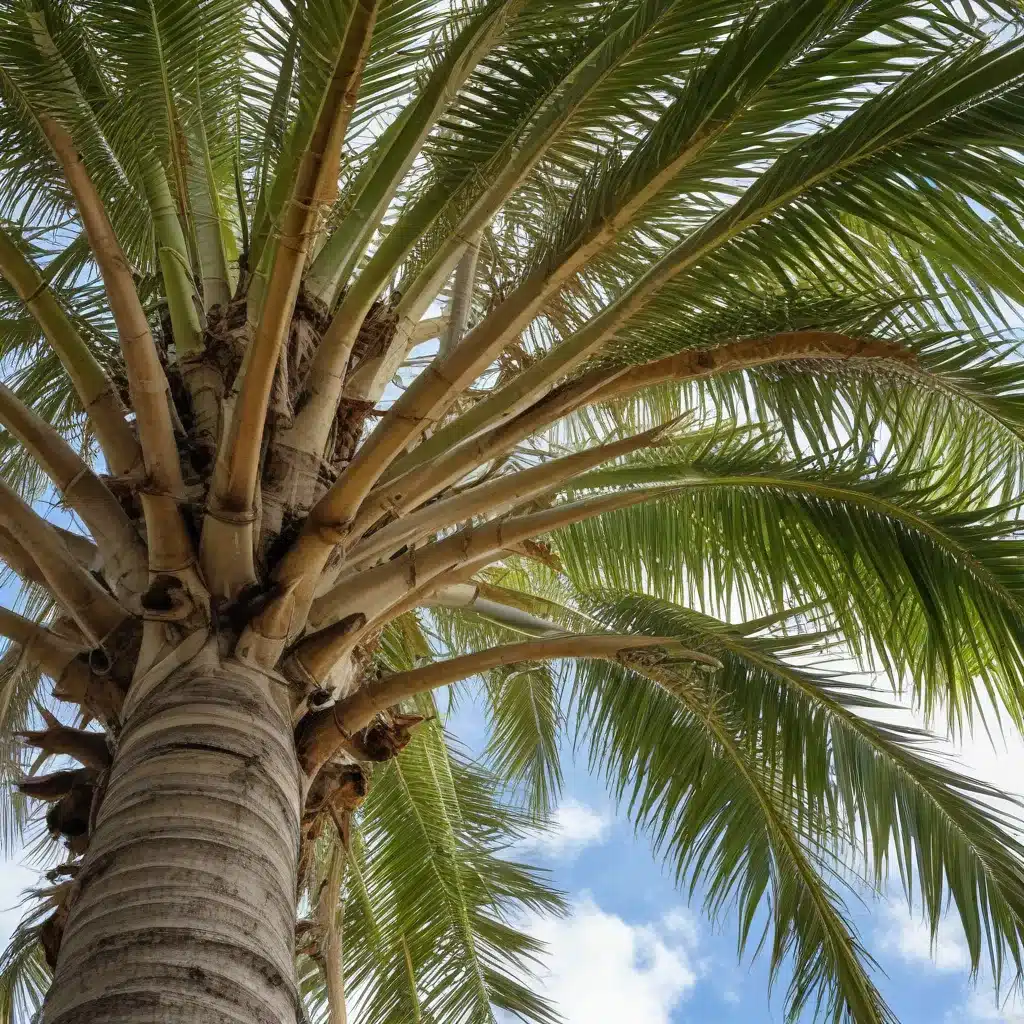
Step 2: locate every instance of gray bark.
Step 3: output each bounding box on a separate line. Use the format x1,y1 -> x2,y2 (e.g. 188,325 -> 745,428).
43,639 -> 303,1024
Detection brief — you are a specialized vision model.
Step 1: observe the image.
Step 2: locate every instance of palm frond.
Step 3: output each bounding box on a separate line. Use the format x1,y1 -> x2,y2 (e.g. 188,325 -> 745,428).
553,430 -> 1024,729
343,695 -> 566,1024
0,903 -> 49,1024
589,592 -> 1024,980
569,627 -> 895,1022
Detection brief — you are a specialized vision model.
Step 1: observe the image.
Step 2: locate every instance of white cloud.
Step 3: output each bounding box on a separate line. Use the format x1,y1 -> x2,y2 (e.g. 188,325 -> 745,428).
519,800 -> 611,859
875,902 -> 969,972
952,724 -> 1024,813
949,988 -> 1024,1023
500,895 -> 700,1024
661,907 -> 700,949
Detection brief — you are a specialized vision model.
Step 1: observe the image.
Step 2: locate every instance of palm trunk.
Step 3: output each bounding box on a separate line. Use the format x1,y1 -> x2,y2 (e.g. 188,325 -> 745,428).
42,639 -> 303,1024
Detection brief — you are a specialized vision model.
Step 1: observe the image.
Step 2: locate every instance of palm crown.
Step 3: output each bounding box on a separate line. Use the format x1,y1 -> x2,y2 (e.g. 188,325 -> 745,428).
3,0 -> 1024,1021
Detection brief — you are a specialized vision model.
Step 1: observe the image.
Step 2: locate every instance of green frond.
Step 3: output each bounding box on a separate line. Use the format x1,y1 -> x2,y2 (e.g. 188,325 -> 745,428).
378,0 -> 701,315
584,591 -> 1024,989
0,5 -> 156,269
340,704 -> 566,1024
306,0 -> 520,303
0,646 -> 44,858
482,663 -> 562,815
0,903 -> 49,1024
574,297 -> 1024,502
429,603 -> 565,814
78,0 -> 246,215
250,0 -> 448,266
568,626 -> 895,1022
6,0 -> 1024,1019
552,435 -> 1024,730
0,233 -> 119,500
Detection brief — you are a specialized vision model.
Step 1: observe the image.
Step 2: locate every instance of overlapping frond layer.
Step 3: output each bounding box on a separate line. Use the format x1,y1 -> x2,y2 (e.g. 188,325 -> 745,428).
575,593 -> 1024,1004
553,433 -> 1024,724
340,623 -> 566,1024
3,0 -> 1024,1021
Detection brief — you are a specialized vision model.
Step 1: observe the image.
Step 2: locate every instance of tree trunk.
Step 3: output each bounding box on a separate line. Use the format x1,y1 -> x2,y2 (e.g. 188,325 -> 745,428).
42,638 -> 303,1024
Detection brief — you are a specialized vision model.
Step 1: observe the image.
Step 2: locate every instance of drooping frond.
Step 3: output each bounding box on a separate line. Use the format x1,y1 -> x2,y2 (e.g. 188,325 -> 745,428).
0,898 -> 50,1024
576,592 -> 1024,1000
552,430 -> 1024,729
342,676 -> 566,1024
568,632 -> 895,1022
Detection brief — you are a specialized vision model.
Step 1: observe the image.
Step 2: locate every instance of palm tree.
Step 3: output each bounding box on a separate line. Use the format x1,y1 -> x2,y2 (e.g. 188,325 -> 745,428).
4,0 -> 1024,1020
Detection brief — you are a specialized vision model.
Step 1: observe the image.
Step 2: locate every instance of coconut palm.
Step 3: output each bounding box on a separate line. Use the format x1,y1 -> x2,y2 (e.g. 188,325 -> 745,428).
3,0 -> 1024,1020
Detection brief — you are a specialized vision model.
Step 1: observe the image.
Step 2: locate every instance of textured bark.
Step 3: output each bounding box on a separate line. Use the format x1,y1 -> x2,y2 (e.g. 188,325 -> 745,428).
43,641 -> 303,1024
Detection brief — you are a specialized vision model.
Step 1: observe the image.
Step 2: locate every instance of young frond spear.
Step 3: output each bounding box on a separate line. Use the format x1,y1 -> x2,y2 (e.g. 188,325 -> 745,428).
5,0 -> 1024,1020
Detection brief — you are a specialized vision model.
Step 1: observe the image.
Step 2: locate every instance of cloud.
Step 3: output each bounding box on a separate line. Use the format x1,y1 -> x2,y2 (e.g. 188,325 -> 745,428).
948,989 -> 1024,1023
519,800 -> 611,859
952,724 -> 1024,816
660,907 -> 700,949
875,902 -> 969,972
500,896 -> 700,1024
